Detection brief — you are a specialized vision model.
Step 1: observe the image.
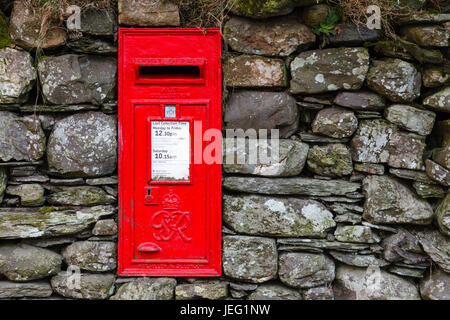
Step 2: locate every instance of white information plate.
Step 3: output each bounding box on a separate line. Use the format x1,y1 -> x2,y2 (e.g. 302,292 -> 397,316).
151,121 -> 190,181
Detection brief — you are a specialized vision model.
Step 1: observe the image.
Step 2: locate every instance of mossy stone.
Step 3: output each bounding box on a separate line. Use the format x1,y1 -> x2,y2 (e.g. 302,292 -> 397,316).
436,194 -> 450,237
307,144 -> 353,177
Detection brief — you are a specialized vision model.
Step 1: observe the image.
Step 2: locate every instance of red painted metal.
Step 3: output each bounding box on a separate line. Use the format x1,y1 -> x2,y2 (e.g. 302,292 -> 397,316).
118,28 -> 222,276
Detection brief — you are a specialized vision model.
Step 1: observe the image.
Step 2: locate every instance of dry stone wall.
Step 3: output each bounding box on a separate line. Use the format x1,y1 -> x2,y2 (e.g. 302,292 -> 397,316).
0,0 -> 449,300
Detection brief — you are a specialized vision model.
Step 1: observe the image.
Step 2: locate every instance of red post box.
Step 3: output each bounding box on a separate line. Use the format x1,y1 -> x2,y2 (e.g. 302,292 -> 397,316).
118,29 -> 222,276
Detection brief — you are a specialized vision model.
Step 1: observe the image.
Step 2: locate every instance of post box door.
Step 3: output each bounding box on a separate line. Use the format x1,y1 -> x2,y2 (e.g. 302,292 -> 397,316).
133,102 -> 208,263
118,28 -> 221,277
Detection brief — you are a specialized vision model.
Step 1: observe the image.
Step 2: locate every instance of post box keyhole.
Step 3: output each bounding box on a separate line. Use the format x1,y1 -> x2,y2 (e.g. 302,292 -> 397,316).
144,187 -> 159,205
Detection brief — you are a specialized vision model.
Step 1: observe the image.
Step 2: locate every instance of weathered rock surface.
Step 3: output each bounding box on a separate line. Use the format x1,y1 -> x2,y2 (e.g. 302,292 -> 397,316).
47,186 -> 116,206
0,205 -> 115,239
350,120 -> 396,164
47,112 -> 117,178
329,203 -> 363,215
228,282 -> 258,298
299,133 -> 350,143
384,104 -> 436,135
79,8 -> 117,36
11,174 -> 49,183
6,104 -> 100,113
38,55 -> 117,105
433,147 -> 450,170
414,229 -> 450,273
329,251 -> 389,267
118,0 -> 180,26
224,55 -> 286,87
311,107 -> 358,138
223,194 -> 335,237
279,253 -> 335,289
367,59 -> 421,103
223,236 -> 277,283
355,111 -> 382,119
23,237 -> 76,249
399,12 -> 450,24
420,268 -> 450,300
223,176 -> 361,197
334,91 -> 386,111
381,229 -> 427,264
175,281 -> 228,300
223,139 -> 309,176
362,175 -> 434,225
0,243 -> 62,281
436,194 -> 450,237
277,238 -> 370,252
354,163 -> 385,175
9,1 -> 66,50
334,213 -> 362,225
327,23 -> 380,46
388,132 -> 425,170
0,48 -> 36,104
247,284 -> 302,300
413,182 -> 446,198
353,123 -> 424,169
224,16 -> 315,56
423,65 -> 449,88
9,166 -> 36,177
49,178 -> 85,186
51,272 -> 115,300
334,265 -> 420,300
230,0 -> 318,19
290,47 -> 369,94
62,241 -> 116,272
307,144 -> 353,177
86,176 -> 118,186
423,87 -> 450,113
92,219 -> 117,236
413,181 -> 446,198
302,286 -> 334,300
0,112 -> 45,162
6,184 -> 44,207
401,25 -> 449,47
389,168 -> 434,183
334,225 -> 380,244
67,38 -> 117,55
111,278 -> 176,300
224,91 -> 298,138
0,280 -> 52,298
389,265 -> 425,278
425,159 -> 450,186
377,38 -> 440,64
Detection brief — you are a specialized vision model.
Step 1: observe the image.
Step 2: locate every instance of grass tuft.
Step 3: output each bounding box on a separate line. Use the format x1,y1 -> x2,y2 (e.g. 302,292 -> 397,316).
327,0 -> 440,39
165,0 -> 238,28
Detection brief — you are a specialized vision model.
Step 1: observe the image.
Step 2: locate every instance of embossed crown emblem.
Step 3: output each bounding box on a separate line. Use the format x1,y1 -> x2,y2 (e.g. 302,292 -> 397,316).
161,190 -> 181,210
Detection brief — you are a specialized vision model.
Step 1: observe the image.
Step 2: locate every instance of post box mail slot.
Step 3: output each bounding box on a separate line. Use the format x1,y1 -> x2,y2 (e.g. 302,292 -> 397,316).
118,29 -> 222,276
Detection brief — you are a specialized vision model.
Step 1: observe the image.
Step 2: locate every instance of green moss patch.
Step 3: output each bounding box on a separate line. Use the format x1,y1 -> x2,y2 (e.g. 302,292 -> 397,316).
0,10 -> 12,49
